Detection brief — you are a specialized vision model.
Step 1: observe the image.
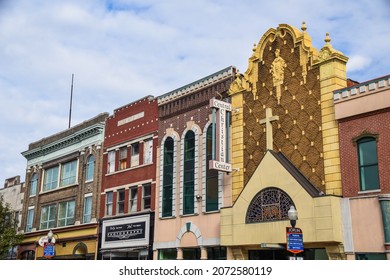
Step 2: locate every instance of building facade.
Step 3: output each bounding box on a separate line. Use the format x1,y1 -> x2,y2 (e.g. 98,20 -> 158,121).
99,96 -> 158,260
335,74 -> 390,260
0,176 -> 25,259
18,113 -> 108,259
221,23 -> 348,259
153,66 -> 236,260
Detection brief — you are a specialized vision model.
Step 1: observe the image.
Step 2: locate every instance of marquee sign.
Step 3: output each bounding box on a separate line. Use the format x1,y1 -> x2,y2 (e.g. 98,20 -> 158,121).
105,221 -> 146,242
209,98 -> 232,172
101,215 -> 150,249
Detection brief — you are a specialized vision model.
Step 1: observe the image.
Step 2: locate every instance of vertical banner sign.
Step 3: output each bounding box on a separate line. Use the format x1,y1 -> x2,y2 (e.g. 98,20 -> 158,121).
210,98 -> 232,172
286,227 -> 304,254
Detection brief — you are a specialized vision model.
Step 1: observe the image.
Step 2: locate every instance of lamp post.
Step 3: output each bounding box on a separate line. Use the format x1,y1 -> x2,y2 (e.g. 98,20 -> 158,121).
288,205 -> 298,228
47,229 -> 54,243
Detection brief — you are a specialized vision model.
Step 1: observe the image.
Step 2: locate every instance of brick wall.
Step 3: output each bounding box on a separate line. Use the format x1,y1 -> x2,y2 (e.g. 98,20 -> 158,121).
339,108 -> 390,197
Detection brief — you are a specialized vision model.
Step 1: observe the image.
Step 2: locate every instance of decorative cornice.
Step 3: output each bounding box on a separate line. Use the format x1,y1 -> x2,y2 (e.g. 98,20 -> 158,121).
157,66 -> 236,105
22,123 -> 105,161
334,74 -> 390,101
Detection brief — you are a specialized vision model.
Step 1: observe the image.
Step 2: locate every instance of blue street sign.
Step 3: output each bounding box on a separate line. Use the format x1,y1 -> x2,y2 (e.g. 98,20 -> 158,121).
43,243 -> 55,258
286,227 -> 304,254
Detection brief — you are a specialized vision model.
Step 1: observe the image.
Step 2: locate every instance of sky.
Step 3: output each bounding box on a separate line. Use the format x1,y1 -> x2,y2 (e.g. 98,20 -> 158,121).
0,0 -> 389,186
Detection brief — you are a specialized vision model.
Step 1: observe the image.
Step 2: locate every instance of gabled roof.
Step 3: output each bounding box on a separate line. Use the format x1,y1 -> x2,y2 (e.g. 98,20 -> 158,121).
269,150 -> 323,197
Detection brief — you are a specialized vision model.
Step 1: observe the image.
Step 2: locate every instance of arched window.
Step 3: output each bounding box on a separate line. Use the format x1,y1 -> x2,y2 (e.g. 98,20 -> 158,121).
85,155 -> 95,181
30,173 -> 38,196
206,124 -> 219,211
183,131 -> 195,215
246,187 -> 294,223
357,137 -> 379,191
162,137 -> 174,217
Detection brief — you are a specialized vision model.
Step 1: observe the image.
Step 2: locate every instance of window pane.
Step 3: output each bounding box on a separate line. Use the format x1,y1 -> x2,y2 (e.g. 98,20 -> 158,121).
358,138 -> 379,191
183,131 -> 195,215
129,188 -> 138,213
26,209 -> 34,232
85,155 -> 95,181
119,147 -> 127,170
162,137 -> 174,217
40,205 -> 56,230
358,140 -> 377,165
83,196 -> 92,223
143,184 -> 151,210
58,201 -> 75,227
108,151 -> 115,173
43,166 -> 59,191
60,160 -> 77,186
360,165 -> 380,191
106,192 -> 113,216
30,173 -> 38,196
131,143 -> 140,166
117,189 -> 125,214
143,139 -> 153,164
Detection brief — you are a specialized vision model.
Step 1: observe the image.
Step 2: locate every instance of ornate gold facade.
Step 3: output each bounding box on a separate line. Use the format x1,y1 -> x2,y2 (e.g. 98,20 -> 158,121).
229,23 -> 348,200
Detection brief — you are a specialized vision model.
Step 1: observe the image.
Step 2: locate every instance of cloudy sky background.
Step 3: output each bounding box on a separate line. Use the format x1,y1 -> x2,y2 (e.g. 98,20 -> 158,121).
0,0 -> 389,186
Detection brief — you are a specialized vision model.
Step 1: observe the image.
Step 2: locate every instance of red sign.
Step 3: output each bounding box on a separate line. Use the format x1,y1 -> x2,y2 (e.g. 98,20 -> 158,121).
286,227 -> 304,254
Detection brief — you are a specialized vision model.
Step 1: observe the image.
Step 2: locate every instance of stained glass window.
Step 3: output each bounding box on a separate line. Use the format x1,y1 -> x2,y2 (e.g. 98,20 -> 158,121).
246,187 -> 294,223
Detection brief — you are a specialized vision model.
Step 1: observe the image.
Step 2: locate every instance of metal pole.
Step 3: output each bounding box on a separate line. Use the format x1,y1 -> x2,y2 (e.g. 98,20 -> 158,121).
68,73 -> 74,128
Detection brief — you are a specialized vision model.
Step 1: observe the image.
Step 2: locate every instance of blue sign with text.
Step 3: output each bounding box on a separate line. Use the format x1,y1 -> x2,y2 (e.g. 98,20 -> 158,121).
43,243 -> 55,258
286,227 -> 304,254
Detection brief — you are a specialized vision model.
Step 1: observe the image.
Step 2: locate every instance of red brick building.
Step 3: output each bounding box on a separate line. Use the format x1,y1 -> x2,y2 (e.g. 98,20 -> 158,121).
99,96 -> 158,260
335,74 -> 390,260
153,66 -> 236,260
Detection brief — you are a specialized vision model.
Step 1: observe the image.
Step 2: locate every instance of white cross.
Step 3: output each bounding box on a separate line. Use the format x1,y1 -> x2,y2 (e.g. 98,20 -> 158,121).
259,108 -> 279,150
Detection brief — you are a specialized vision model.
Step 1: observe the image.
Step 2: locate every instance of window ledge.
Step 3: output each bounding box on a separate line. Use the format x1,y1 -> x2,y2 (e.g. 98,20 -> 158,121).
358,189 -> 381,195
159,216 -> 176,220
180,213 -> 199,218
105,163 -> 154,176
203,210 -> 220,214
39,183 -> 78,195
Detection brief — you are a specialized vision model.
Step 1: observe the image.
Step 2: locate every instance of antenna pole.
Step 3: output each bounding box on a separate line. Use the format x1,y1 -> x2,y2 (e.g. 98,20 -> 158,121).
68,73 -> 74,128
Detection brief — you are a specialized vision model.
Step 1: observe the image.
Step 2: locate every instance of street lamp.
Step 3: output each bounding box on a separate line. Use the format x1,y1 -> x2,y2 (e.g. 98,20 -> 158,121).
47,229 -> 55,243
288,205 -> 298,228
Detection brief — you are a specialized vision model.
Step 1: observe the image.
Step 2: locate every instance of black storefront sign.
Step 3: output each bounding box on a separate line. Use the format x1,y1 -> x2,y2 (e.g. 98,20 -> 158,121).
105,221 -> 146,242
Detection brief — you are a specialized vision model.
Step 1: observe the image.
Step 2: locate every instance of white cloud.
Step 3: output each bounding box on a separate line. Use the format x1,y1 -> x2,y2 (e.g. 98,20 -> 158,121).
0,0 -> 389,185
347,55 -> 372,72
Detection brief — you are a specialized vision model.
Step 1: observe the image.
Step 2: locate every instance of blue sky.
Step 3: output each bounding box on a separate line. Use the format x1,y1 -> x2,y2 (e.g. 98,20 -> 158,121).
0,0 -> 389,186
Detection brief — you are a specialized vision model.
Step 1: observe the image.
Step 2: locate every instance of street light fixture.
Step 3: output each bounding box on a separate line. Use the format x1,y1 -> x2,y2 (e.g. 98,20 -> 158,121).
288,205 -> 298,228
47,229 -> 54,243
